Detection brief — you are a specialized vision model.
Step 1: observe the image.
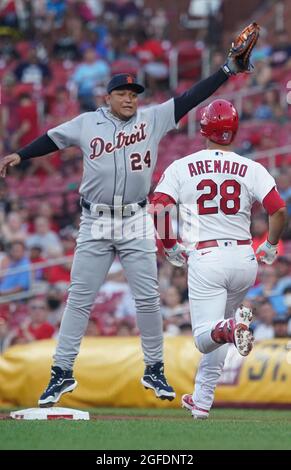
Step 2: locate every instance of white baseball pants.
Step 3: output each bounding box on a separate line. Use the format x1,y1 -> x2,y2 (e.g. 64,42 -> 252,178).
188,241 -> 258,411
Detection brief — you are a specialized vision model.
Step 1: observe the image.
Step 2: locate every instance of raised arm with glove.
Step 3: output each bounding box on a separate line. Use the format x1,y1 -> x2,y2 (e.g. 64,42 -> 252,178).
223,22 -> 260,76
173,22 -> 261,123
0,23 -> 260,178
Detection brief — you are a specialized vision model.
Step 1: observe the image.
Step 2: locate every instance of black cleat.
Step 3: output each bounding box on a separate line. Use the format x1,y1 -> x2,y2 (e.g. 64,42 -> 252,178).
38,366 -> 77,408
141,362 -> 176,401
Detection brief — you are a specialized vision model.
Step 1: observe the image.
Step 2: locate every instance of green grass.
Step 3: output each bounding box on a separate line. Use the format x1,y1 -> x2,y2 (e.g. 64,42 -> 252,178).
1,408 -> 291,450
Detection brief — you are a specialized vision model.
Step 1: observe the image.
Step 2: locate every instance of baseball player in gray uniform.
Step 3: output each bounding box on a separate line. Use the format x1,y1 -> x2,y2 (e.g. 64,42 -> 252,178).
0,38 -> 252,406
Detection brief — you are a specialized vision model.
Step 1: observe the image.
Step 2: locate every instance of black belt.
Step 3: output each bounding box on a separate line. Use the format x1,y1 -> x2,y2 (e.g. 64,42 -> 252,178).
80,197 -> 147,216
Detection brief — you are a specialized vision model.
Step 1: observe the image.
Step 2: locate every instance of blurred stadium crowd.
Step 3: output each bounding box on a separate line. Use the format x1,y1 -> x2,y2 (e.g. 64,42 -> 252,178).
1,0 -> 291,352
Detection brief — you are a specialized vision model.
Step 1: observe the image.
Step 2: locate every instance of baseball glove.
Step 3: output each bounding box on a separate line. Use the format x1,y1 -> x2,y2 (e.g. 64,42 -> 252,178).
223,22 -> 260,76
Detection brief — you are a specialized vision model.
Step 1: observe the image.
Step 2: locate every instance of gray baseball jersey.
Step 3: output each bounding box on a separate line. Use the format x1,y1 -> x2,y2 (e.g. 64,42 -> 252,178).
43,99 -> 177,383
47,99 -> 177,205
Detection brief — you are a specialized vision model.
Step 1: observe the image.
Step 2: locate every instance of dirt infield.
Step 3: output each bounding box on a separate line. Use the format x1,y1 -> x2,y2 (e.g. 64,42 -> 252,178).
0,412 -> 189,421
92,414 -> 189,421
0,414 -> 11,420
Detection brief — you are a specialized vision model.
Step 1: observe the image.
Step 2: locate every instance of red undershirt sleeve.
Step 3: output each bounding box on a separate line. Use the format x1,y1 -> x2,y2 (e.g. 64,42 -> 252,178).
262,187 -> 286,215
149,192 -> 177,249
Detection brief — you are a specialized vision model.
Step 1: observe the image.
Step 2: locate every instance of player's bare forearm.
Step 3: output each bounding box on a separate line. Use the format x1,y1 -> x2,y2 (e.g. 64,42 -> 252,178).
12,121 -> 30,144
18,120 -> 31,137
268,207 -> 287,245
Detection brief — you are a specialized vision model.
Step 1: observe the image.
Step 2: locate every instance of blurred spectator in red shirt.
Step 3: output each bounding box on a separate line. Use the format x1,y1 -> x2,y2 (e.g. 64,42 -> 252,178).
130,31 -> 169,92
96,313 -> 118,336
11,90 -> 55,175
43,245 -> 71,286
10,297 -> 55,344
48,86 -> 80,127
10,93 -> 39,151
0,0 -> 17,27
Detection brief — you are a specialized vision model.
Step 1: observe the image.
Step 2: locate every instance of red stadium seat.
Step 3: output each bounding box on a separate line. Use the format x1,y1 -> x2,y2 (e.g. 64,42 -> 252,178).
111,58 -> 139,75
175,41 -> 202,80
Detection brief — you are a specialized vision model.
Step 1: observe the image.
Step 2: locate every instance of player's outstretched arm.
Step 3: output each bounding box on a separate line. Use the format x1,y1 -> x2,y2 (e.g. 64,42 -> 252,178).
174,22 -> 260,123
0,134 -> 58,178
267,207 -> 287,246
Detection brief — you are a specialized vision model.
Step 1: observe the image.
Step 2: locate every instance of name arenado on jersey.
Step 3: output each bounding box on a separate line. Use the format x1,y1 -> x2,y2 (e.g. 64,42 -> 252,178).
188,160 -> 248,177
90,122 -> 147,159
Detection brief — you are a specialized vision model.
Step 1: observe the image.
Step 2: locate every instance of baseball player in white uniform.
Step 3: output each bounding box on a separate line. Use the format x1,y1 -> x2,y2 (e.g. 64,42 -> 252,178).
0,39 -> 256,407
152,99 -> 287,419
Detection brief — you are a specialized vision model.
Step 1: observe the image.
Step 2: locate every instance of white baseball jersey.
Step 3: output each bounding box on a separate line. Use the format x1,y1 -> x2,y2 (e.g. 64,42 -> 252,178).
155,149 -> 276,244
47,100 -> 177,205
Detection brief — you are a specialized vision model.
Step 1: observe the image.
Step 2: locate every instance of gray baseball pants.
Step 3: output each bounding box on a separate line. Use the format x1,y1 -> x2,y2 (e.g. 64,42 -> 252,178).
53,208 -> 162,370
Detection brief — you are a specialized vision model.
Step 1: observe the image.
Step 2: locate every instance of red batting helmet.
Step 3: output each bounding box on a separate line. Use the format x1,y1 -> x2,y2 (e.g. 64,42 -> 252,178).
200,99 -> 239,145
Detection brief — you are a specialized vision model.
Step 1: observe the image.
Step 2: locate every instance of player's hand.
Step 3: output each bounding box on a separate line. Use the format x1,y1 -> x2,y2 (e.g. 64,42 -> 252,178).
256,240 -> 278,265
0,153 -> 21,178
223,22 -> 260,75
164,242 -> 187,267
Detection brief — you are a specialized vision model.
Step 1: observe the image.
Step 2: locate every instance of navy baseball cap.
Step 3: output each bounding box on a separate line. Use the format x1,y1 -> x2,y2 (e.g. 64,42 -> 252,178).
107,74 -> 145,94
